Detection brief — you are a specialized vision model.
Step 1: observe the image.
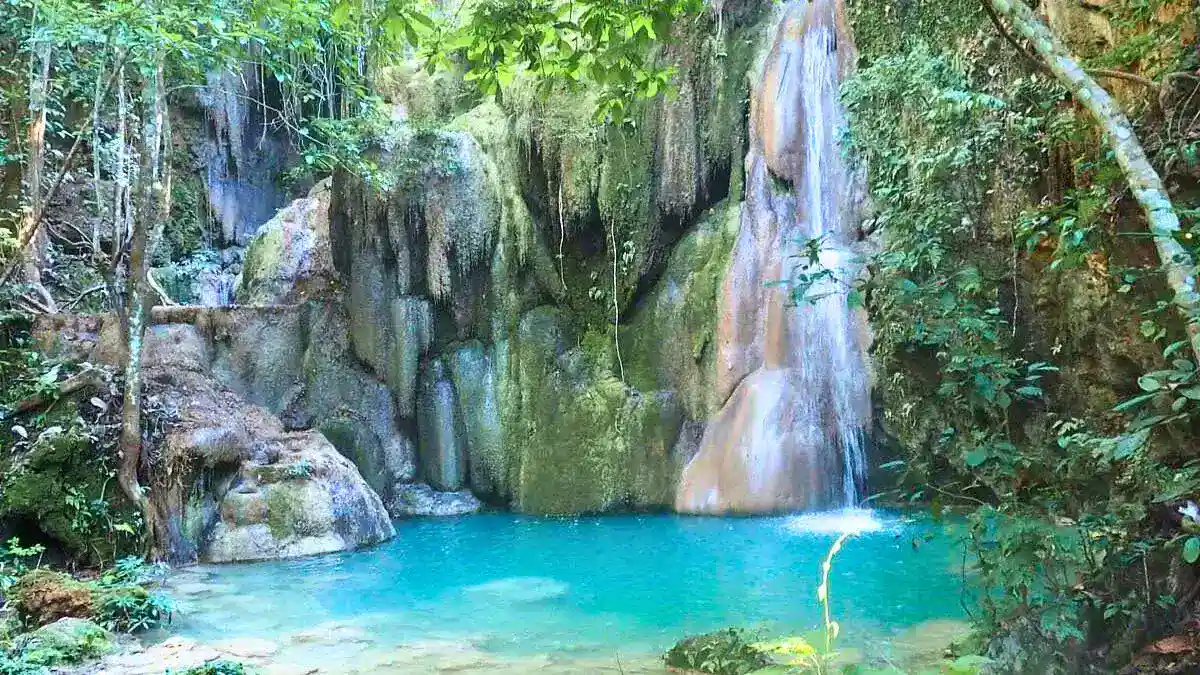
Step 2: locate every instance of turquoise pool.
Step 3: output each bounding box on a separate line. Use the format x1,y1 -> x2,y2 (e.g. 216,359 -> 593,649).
165,510 -> 967,672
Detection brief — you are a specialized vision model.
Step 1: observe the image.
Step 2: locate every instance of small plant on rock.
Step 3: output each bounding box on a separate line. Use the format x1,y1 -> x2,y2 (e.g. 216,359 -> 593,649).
663,627 -> 772,675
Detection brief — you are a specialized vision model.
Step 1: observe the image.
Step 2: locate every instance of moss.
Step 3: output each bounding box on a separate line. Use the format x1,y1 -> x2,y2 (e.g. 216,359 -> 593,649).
22,618 -> 114,666
375,61 -> 475,124
497,306 -> 683,514
0,409 -> 138,563
623,200 -> 741,419
264,486 -> 322,540
10,571 -> 95,627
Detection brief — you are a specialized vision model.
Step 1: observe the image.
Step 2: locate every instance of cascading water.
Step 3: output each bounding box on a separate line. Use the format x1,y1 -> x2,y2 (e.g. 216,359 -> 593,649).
675,0 -> 871,514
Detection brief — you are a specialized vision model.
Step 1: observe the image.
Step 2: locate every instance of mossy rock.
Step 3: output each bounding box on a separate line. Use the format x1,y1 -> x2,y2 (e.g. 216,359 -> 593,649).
20,617 -> 114,666
623,200 -> 740,420
498,307 -> 685,514
0,409 -> 139,563
10,570 -> 95,627
663,628 -> 773,675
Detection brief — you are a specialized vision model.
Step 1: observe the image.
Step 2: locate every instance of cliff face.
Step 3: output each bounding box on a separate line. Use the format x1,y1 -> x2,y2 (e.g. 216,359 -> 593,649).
311,8 -> 771,513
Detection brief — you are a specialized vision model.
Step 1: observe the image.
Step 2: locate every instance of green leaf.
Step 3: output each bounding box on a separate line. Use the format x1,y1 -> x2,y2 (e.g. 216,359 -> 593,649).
1113,392 -> 1157,412
965,448 -> 988,467
1113,428 -> 1150,460
1183,537 -> 1200,564
1138,375 -> 1162,392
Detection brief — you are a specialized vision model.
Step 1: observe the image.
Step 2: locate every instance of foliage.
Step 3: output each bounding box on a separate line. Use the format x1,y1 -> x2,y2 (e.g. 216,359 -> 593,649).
663,627 -> 772,675
92,556 -> 172,632
169,660 -> 255,675
425,0 -> 703,122
0,340 -> 139,565
844,11 -> 1200,669
0,539 -> 44,594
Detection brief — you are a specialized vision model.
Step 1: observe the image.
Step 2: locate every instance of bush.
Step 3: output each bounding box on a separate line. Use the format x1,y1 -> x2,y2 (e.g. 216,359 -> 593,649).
663,628 -> 773,675
170,660 -> 255,675
92,557 -> 173,632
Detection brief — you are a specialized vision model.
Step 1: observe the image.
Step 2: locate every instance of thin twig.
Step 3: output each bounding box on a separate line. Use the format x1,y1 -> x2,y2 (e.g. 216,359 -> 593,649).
64,283 -> 106,310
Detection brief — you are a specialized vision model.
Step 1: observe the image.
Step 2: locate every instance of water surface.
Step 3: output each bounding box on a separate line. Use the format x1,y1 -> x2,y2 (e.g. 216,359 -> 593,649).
167,511 -> 966,672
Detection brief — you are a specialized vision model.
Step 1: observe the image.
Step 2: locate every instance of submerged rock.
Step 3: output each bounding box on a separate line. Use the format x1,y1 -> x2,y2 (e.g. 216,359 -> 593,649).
387,483 -> 482,517
462,577 -> 570,602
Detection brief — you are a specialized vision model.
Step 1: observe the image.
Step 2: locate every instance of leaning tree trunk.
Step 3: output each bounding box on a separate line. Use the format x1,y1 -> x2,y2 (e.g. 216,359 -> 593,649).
988,0 -> 1200,364
117,57 -> 168,557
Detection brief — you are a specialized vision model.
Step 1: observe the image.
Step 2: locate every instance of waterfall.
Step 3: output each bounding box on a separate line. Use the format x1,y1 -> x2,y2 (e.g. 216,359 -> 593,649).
675,0 -> 870,514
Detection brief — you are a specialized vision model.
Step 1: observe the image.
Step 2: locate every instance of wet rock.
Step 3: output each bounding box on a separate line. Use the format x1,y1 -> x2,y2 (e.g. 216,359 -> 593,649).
213,637 -> 281,659
209,305 -> 418,502
199,430 -> 396,563
146,337 -> 394,563
417,358 -> 468,491
677,1 -> 871,514
197,70 -> 293,245
96,636 -> 225,674
387,483 -> 482,517
462,577 -> 570,602
501,307 -> 685,514
623,202 -> 740,421
445,341 -> 505,501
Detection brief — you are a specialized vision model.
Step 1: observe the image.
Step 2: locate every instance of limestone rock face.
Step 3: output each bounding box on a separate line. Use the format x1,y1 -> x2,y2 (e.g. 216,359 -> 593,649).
196,70 -> 292,245
235,178 -> 336,305
142,322 -> 395,563
387,483 -> 482,517
498,308 -> 685,514
211,305 -> 418,501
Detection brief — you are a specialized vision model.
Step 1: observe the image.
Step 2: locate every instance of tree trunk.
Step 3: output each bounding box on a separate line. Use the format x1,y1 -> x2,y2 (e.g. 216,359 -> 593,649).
10,40 -> 57,310
117,58 -> 168,558
988,0 -> 1200,364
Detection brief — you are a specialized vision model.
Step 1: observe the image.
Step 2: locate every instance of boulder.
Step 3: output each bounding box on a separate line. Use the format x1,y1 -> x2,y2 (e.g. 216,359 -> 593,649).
387,483 -> 482,517
144,324 -> 395,563
235,179 -> 335,305
201,428 -> 396,563
22,617 -> 114,666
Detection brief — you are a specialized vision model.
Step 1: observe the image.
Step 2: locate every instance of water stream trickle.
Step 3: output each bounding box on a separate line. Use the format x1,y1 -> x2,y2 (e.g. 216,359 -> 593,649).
676,0 -> 870,514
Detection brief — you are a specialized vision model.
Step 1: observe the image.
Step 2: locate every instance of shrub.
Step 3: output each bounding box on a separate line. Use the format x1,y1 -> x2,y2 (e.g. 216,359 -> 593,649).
170,660 -> 255,675
93,557 -> 173,632
663,628 -> 772,675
